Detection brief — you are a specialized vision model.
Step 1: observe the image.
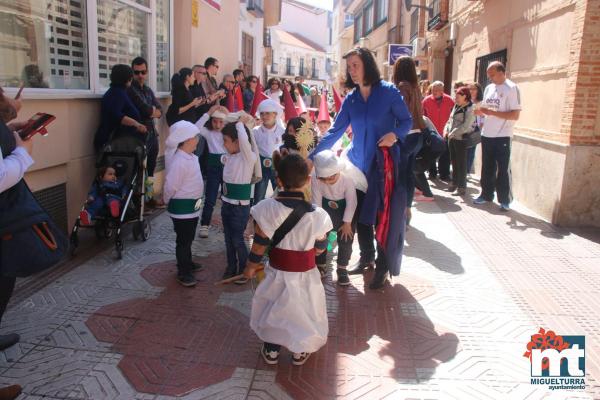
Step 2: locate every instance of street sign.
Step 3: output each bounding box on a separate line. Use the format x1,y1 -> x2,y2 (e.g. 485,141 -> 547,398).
388,44 -> 413,66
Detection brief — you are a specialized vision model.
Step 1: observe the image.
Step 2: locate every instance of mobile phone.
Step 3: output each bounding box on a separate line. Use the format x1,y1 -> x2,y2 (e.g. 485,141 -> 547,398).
18,113 -> 56,140
15,83 -> 24,100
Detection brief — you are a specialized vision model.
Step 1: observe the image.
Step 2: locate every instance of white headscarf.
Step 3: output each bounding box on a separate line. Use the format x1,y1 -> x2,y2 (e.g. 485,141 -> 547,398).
165,120 -> 199,169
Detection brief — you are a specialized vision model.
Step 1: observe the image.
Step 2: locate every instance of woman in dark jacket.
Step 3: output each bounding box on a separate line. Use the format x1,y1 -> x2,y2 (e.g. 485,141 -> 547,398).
166,68 -> 202,126
94,64 -> 147,151
392,56 -> 434,213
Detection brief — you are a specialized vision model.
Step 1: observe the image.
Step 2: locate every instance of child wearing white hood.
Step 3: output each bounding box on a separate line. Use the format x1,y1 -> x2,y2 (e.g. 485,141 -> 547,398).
311,150 -> 357,286
253,99 -> 285,203
163,121 -> 205,287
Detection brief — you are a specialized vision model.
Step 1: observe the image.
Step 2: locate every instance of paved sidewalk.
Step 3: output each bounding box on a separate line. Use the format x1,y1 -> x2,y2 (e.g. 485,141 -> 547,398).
1,181 -> 599,399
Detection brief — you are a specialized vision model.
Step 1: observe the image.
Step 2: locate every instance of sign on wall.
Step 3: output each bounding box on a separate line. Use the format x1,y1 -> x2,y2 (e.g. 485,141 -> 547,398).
192,0 -> 199,27
388,44 -> 413,66
204,0 -> 222,11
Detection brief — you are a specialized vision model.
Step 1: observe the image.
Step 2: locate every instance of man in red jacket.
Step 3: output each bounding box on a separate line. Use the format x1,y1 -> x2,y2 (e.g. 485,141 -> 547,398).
422,81 -> 454,180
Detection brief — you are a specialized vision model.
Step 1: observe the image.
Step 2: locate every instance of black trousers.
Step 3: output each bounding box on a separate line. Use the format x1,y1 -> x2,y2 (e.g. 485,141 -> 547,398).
171,217 -> 199,276
0,276 -> 16,326
146,132 -> 159,177
316,205 -> 353,267
429,141 -> 450,179
264,342 -> 281,352
449,138 -> 468,189
480,136 -> 512,204
355,190 -> 375,264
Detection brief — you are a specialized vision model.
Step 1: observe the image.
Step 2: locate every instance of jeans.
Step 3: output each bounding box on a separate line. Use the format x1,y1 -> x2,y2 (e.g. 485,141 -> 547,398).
201,164 -> 223,226
466,145 -> 477,174
355,190 -> 375,263
429,140 -> 450,179
405,133 -> 423,207
480,136 -> 512,204
315,204 -> 353,267
146,132 -> 159,177
253,166 -> 276,204
221,202 -> 250,276
0,276 -> 16,326
171,217 -> 199,277
449,138 -> 468,189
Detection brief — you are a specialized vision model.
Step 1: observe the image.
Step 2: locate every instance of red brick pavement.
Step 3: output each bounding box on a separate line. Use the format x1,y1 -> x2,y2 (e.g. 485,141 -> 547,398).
86,253 -> 460,398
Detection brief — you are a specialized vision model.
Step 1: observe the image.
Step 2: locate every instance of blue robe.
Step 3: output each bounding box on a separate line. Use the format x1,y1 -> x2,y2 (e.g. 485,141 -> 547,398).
359,144 -> 409,276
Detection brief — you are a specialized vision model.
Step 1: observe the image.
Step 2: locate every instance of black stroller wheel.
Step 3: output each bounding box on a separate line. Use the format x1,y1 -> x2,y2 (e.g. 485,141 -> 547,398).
116,238 -> 123,259
69,232 -> 79,256
141,220 -> 151,241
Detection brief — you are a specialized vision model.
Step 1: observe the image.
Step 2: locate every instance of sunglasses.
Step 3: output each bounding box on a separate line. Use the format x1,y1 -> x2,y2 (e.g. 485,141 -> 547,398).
196,71 -> 207,75
133,70 -> 147,75
251,80 -> 258,83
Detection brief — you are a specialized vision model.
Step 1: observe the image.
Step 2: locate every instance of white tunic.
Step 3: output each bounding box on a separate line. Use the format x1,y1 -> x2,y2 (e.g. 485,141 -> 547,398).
163,150 -> 204,219
250,198 -> 332,353
311,173 -> 357,223
253,124 -> 284,159
222,122 -> 258,205
195,113 -> 227,154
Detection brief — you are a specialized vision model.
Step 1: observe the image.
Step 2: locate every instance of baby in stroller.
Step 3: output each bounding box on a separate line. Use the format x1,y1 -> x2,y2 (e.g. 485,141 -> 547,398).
79,165 -> 126,225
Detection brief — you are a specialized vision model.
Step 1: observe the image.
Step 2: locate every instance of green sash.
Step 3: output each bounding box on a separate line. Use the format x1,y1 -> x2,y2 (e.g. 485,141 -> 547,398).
207,153 -> 225,167
322,197 -> 346,215
168,198 -> 202,215
222,182 -> 252,201
260,155 -> 273,170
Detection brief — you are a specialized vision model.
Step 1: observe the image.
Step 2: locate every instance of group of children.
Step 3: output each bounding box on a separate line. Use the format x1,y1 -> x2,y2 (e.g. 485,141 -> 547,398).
82,97 -> 354,365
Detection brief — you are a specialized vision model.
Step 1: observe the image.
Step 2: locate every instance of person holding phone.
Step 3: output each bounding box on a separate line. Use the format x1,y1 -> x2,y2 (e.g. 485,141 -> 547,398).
0,86 -> 33,400
94,64 -> 147,152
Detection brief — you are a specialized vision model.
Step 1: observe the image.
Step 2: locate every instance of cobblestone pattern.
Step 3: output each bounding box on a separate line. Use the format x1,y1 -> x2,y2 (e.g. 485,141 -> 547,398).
0,190 -> 598,399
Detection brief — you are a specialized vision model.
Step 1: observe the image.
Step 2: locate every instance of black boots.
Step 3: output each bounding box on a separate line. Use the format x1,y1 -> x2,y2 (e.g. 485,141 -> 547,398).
368,258 -> 388,290
347,260 -> 375,275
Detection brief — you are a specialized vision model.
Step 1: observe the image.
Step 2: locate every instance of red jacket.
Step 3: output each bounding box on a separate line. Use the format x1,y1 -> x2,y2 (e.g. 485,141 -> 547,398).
422,94 -> 454,135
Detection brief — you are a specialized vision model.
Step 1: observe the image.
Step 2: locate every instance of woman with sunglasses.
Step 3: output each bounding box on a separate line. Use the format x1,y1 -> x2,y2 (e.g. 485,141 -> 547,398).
265,78 -> 283,104
166,68 -> 204,126
311,47 -> 413,290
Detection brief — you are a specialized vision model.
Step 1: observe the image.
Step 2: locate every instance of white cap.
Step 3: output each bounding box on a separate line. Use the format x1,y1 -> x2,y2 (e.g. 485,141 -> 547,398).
257,99 -> 281,114
165,121 -> 199,166
211,110 -> 228,119
313,150 -> 343,178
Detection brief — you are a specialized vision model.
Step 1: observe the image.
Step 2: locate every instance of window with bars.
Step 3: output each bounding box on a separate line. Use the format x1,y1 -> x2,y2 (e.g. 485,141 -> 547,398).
410,9 -> 419,41
475,49 -> 508,87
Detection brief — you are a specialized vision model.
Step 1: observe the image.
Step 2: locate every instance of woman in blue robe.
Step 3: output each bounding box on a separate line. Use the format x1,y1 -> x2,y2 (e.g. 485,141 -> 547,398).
312,47 -> 412,289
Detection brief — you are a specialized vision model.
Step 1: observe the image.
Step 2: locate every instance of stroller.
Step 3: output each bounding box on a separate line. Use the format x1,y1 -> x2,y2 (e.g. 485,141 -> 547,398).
70,133 -> 151,259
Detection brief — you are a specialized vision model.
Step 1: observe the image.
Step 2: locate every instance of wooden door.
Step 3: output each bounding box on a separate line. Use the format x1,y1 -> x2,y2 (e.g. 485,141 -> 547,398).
242,32 -> 254,76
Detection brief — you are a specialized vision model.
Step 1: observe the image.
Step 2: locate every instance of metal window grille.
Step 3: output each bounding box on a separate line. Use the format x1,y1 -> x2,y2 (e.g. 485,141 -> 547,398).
474,49 -> 508,87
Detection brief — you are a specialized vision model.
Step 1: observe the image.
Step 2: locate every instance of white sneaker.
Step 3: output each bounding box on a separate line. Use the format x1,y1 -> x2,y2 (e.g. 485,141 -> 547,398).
292,352 -> 311,366
261,345 -> 279,365
199,225 -> 209,238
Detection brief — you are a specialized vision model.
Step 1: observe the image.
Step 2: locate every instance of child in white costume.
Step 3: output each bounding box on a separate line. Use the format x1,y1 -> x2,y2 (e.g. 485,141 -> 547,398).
311,150 -> 357,286
163,121 -> 205,287
244,152 -> 332,366
252,99 -> 285,203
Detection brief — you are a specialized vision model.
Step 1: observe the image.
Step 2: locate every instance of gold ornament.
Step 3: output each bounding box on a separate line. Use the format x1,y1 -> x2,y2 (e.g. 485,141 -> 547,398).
295,121 -> 315,159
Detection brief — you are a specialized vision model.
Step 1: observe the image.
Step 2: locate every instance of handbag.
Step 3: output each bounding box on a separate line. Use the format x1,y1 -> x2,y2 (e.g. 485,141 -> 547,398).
0,179 -> 68,278
463,126 -> 481,148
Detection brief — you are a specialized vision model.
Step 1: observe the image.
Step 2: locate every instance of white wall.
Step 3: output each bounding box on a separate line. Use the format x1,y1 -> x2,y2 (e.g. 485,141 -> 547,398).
277,1 -> 329,51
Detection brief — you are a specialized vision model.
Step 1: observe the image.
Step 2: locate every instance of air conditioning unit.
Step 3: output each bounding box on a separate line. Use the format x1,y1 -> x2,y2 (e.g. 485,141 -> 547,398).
412,37 -> 426,57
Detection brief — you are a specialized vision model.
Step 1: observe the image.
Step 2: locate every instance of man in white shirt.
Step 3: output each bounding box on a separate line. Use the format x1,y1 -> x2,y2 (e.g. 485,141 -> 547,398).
473,61 -> 521,211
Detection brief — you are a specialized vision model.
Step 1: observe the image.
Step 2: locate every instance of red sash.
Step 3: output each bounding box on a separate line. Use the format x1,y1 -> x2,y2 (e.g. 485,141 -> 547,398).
269,248 -> 316,272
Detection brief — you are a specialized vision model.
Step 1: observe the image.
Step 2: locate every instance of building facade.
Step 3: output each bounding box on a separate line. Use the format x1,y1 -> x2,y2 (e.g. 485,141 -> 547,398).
424,0 -> 600,227
0,0 -> 280,232
330,0 -> 354,90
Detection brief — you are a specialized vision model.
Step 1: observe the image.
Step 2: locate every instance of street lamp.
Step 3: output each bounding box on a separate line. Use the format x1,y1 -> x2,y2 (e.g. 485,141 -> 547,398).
404,0 -> 434,19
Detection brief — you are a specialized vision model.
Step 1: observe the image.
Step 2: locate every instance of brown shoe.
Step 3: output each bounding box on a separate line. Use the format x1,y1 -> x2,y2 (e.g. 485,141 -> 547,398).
0,384 -> 22,400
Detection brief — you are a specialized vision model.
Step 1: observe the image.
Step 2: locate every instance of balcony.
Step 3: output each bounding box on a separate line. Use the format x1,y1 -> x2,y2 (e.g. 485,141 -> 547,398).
299,66 -> 305,76
285,65 -> 296,76
270,63 -> 279,74
311,69 -> 319,79
427,0 -> 448,31
247,0 -> 264,17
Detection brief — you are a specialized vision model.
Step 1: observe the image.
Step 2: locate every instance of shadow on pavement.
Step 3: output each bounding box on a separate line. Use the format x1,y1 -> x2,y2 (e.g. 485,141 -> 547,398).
405,227 -> 464,274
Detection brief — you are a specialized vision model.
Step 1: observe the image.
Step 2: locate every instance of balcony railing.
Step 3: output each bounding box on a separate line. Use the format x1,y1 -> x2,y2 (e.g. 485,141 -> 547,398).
270,63 -> 279,74
428,0 -> 446,31
311,69 -> 319,79
247,0 -> 264,17
285,65 -> 296,75
299,66 -> 305,76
